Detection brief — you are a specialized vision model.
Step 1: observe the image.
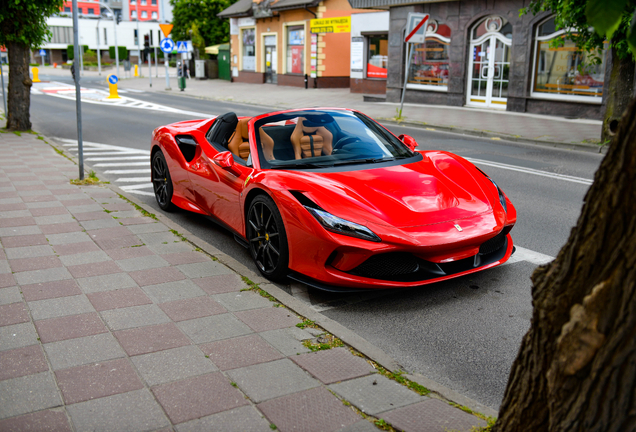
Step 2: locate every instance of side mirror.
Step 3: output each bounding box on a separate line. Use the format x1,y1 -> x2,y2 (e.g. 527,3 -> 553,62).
212,151 -> 235,169
399,134 -> 418,150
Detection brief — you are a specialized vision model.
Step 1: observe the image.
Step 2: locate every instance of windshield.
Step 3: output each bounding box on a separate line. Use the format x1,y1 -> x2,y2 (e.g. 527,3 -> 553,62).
254,109 -> 415,170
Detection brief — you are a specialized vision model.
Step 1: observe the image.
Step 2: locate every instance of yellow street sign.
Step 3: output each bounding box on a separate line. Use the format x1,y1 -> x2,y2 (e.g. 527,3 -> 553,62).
160,24 -> 174,37
310,16 -> 351,34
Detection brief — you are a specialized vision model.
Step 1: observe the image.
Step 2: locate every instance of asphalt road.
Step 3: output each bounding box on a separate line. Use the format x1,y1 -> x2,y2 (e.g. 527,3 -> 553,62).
27,77 -> 603,409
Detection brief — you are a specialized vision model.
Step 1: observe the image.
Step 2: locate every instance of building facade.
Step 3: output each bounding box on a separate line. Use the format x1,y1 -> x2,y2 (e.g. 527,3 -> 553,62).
349,0 -> 620,119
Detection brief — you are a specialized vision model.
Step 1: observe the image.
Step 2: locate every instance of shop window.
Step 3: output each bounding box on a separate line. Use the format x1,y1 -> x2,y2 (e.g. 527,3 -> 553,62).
407,21 -> 451,91
242,28 -> 256,71
532,16 -> 606,101
367,35 -> 388,79
286,26 -> 304,74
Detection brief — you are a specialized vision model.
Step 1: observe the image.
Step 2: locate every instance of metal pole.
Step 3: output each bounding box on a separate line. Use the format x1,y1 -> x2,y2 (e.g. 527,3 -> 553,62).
96,19 -> 101,75
79,41 -> 84,75
154,46 -> 158,77
148,53 -> 152,87
399,42 -> 413,118
136,2 -> 141,74
112,14 -> 119,78
165,56 -> 171,90
0,63 -> 7,115
72,0 -> 84,180
41,51 -> 45,67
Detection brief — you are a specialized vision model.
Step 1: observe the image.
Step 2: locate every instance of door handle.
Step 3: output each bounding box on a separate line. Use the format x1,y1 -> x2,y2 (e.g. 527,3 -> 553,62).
481,66 -> 489,79
494,65 -> 501,79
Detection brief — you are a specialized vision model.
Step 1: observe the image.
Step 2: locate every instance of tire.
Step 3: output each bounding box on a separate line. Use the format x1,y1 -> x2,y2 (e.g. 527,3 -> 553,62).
152,151 -> 176,212
246,195 -> 290,282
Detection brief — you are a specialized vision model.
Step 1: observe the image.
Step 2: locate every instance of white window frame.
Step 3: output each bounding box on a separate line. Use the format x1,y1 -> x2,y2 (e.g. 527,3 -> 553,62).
151,11 -> 157,19
141,10 -> 148,18
283,21 -> 307,75
530,16 -> 604,104
239,26 -> 256,71
406,32 -> 451,92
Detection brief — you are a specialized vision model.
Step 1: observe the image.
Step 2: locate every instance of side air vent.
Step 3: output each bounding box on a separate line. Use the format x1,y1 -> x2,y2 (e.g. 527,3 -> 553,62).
289,190 -> 322,210
175,135 -> 198,162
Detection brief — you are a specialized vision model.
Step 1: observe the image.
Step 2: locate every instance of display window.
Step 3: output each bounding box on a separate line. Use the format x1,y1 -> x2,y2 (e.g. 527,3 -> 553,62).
242,28 -> 256,71
286,26 -> 304,74
367,35 -> 388,79
407,21 -> 451,91
531,16 -> 606,102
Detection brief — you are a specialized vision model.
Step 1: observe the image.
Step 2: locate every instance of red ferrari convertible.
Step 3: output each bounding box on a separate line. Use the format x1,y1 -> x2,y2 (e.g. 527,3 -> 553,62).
151,108 -> 516,290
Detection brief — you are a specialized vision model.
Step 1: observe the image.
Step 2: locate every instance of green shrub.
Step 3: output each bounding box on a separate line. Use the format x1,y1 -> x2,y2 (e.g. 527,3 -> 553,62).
108,46 -> 128,61
66,44 -> 88,61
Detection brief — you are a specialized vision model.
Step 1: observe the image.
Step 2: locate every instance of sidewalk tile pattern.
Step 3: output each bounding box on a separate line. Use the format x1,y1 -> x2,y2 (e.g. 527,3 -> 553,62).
0,134 -> 488,431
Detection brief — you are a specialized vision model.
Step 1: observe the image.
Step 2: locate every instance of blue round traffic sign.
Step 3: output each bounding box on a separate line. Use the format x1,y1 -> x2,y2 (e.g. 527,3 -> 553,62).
160,38 -> 175,54
108,75 -> 118,84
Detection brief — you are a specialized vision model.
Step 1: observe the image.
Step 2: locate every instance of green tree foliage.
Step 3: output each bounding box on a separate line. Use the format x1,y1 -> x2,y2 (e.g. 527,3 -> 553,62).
66,44 -> 88,61
190,22 -> 207,58
0,0 -> 65,49
169,0 -> 233,47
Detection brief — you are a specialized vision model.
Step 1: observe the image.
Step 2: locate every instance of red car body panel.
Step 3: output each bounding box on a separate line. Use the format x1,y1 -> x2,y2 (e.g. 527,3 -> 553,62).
151,108 -> 516,289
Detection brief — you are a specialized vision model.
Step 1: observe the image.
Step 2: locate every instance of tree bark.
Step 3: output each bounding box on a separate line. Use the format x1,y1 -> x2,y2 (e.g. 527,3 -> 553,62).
601,46 -> 635,143
493,95 -> 636,431
6,42 -> 32,131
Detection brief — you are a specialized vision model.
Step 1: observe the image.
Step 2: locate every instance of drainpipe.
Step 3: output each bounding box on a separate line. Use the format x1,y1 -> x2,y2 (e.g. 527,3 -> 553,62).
304,4 -> 316,18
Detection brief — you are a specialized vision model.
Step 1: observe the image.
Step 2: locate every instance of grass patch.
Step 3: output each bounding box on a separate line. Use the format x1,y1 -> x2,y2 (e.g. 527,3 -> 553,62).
239,276 -> 281,305
70,170 -> 104,186
295,319 -> 316,329
373,366 -> 430,396
170,229 -> 188,242
302,334 -> 343,352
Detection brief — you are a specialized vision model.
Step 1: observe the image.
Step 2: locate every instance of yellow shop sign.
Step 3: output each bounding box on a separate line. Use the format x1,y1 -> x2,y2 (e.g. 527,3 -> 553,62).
310,17 -> 351,34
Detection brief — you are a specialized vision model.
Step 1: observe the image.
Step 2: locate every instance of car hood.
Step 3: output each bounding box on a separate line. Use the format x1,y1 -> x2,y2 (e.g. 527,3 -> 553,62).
284,151 -> 494,229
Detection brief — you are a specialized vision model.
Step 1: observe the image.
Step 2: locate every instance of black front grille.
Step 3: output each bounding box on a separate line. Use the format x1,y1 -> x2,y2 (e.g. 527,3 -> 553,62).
349,252 -> 419,278
479,231 -> 506,255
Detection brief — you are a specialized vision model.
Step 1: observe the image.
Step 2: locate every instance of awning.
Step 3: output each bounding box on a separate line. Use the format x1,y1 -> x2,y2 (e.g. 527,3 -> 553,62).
205,44 -> 229,55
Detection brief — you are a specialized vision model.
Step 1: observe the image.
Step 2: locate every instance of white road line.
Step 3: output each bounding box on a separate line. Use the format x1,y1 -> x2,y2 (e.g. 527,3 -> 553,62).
104,169 -> 151,174
115,177 -> 151,182
465,157 -> 593,185
120,189 -> 155,197
118,183 -> 153,190
94,162 -> 149,167
86,156 -> 149,161
506,246 -> 554,266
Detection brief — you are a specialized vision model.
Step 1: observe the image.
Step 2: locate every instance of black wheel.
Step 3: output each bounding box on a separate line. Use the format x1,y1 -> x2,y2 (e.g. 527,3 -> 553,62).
246,195 -> 289,282
152,151 -> 176,211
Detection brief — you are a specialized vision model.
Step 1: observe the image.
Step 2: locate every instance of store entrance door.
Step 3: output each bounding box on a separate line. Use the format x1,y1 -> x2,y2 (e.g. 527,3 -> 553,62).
467,34 -> 510,108
264,44 -> 277,84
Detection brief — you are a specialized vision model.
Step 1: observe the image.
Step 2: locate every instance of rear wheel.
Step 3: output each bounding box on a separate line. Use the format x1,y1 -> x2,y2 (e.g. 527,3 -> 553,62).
152,151 -> 176,211
247,195 -> 289,282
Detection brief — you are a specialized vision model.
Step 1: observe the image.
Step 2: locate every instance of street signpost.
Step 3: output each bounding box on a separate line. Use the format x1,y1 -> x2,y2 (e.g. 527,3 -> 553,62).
71,0 -> 84,180
39,49 -> 46,67
160,37 -> 174,90
399,13 -> 429,118
176,41 -> 188,53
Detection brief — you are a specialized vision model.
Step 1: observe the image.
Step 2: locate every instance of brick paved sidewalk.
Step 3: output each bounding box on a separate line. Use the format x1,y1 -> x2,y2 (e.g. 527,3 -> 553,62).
0,131 -> 488,432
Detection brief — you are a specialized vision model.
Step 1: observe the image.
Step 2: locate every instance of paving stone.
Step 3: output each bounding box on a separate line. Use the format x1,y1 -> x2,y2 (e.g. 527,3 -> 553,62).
35,312 -> 108,343
95,235 -> 144,250
100,304 -> 170,331
118,217 -> 157,226
137,231 -> 181,245
0,409 -> 72,432
29,206 -> 69,217
0,203 -> 26,212
21,195 -> 57,203
5,247 -> 55,264
162,251 -> 209,266
142,279 -> 207,304
200,334 -> 283,371
0,216 -> 36,227
67,204 -> 105,214
28,295 -> 95,321
130,266 -> 186,287
1,234 -> 48,248
45,231 -> 91,245
0,372 -> 63,420
17,190 -> 52,198
234,307 -> 301,332
0,323 -> 39,352
104,210 -> 139,219
67,389 -> 170,432
0,344 -> 48,380
34,214 -> 76,225
259,328 -> 313,356
132,345 -> 217,387
87,226 -> 135,242
114,322 -> 191,356
0,210 -> 32,218
87,287 -> 152,311
40,222 -> 84,235
152,372 -> 249,424
175,405 -> 272,432
0,287 -> 22,305
258,386 -> 361,432
226,359 -> 320,403
67,260 -> 121,279
126,223 -> 170,234
193,274 -> 248,294
0,198 -> 23,205
71,211 -> 112,221
177,261 -> 233,279
105,245 -> 154,261
291,348 -> 375,385
14,267 -> 72,285
336,420 -> 381,432
9,255 -> 62,273
55,358 -> 144,404
58,250 -> 111,266
158,296 -> 226,322
44,332 -> 126,370
56,194 -> 89,202
0,273 -> 16,288
0,226 -> 42,237
0,260 -> 10,274
147,242 -> 196,255
76,273 -> 138,294
213,291 -> 274,312
177,313 -> 253,344
329,375 -> 425,416
52,241 -> 101,256
79,218 -> 122,230
103,203 -> 134,212
25,201 -> 63,209
380,399 -> 487,432
0,302 -> 30,327
116,254 -> 170,272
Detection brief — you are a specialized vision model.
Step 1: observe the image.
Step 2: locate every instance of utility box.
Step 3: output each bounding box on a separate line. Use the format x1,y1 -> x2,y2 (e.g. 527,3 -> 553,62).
195,60 -> 206,79
218,44 -> 231,81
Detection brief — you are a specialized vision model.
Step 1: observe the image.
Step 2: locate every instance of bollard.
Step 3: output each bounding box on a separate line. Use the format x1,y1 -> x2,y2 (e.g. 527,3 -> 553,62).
304,73 -> 308,89
32,67 -> 41,83
106,74 -> 121,99
134,64 -> 139,77
53,63 -> 58,68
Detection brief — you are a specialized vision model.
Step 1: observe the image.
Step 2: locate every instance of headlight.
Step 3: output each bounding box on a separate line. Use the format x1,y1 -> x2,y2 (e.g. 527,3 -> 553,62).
304,206 -> 381,242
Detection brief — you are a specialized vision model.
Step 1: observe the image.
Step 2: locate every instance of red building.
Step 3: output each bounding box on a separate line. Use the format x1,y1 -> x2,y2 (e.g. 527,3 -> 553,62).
61,1 -> 102,16
129,0 -> 160,21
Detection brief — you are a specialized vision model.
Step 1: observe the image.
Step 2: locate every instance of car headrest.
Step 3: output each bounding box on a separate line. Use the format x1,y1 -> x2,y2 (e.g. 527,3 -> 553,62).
214,112 -> 239,147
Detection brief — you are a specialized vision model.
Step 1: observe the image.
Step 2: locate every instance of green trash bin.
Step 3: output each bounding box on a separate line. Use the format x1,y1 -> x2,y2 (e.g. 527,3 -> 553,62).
178,76 -> 186,91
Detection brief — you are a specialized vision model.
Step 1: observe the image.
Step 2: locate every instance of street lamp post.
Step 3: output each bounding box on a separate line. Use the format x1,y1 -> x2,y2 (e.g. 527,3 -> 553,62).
136,2 -> 141,74
96,18 -> 101,75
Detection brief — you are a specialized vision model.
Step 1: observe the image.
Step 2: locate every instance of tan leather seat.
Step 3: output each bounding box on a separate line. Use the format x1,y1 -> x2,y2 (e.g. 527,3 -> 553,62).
290,118 -> 332,160
228,118 -> 251,161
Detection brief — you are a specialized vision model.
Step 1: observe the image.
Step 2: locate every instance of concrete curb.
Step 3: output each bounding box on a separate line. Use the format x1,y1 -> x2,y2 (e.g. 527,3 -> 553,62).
45,134 -> 499,418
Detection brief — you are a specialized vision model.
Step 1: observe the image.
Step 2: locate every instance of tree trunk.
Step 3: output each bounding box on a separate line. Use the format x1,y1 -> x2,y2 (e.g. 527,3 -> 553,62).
493,95 -> 636,431
6,42 -> 32,131
601,46 -> 635,143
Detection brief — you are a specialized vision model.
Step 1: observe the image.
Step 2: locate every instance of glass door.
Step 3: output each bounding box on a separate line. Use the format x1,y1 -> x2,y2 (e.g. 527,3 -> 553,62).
264,37 -> 277,84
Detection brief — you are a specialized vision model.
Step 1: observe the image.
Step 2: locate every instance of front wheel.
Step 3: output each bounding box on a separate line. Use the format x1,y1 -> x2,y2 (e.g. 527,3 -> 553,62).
152,151 -> 176,211
246,195 -> 289,282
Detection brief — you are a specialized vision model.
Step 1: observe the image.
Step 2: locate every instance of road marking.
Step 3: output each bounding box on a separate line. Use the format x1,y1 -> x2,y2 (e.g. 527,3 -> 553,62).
93,162 -> 149,167
116,177 -> 151,182
104,169 -> 151,174
464,157 -> 593,185
86,156 -> 149,161
505,246 -> 554,266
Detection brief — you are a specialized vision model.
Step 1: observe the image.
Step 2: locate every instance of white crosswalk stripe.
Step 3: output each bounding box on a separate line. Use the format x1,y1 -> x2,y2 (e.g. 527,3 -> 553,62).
54,138 -> 152,197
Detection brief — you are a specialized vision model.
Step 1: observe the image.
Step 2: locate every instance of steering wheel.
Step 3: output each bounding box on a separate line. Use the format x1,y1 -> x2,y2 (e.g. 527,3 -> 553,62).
333,136 -> 362,150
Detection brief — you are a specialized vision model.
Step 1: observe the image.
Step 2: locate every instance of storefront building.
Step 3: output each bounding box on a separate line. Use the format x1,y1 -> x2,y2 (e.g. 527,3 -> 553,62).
219,0 -> 363,88
348,0 -> 615,119
350,11 -> 389,94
